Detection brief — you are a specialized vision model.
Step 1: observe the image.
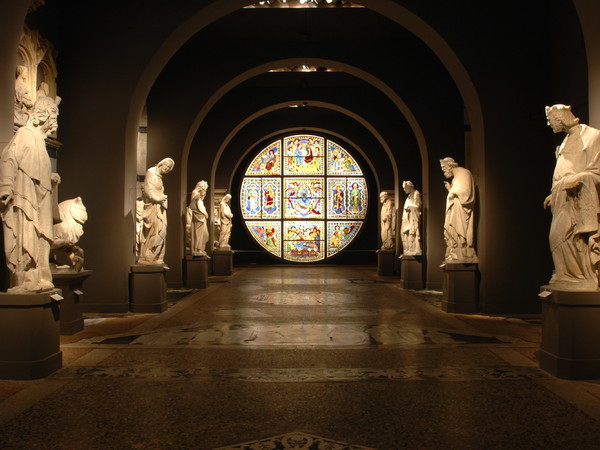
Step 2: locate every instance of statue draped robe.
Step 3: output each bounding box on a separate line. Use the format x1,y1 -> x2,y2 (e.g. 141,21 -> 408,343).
138,167 -> 167,265
549,124 -> 600,289
444,167 -> 478,263
401,190 -> 422,255
0,125 -> 54,292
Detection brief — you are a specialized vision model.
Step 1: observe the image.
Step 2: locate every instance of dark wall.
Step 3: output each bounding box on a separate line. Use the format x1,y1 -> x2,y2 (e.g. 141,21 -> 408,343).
5,0 -> 587,313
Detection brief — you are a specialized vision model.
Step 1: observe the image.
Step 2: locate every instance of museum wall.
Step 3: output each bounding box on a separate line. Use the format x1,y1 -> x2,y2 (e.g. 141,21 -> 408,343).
0,0 -> 590,313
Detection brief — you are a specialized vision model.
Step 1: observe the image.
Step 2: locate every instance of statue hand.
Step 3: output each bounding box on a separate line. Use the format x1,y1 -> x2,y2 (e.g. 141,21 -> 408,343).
563,180 -> 582,192
0,189 -> 13,209
543,195 -> 552,209
51,173 -> 61,186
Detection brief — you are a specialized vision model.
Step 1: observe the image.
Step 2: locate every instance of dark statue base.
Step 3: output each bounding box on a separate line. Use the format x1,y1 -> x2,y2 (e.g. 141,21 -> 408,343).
540,286 -> 600,379
52,269 -> 93,335
213,249 -> 233,276
441,262 -> 479,313
400,255 -> 424,289
0,289 -> 63,379
129,265 -> 167,313
183,256 -> 209,288
377,249 -> 395,276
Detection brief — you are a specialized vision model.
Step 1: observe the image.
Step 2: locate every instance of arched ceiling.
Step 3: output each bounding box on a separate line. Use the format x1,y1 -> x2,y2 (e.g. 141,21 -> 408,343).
146,5 -> 464,202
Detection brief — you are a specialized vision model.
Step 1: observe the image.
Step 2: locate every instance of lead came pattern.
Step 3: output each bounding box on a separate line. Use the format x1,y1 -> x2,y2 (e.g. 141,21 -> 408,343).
246,140 -> 281,175
283,135 -> 324,175
242,136 -> 367,261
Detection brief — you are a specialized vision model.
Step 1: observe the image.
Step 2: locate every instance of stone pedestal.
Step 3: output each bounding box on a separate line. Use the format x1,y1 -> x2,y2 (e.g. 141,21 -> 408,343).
129,265 -> 167,313
400,255 -> 423,289
540,287 -> 600,379
52,270 -> 92,335
441,262 -> 479,313
183,256 -> 209,288
213,249 -> 233,276
377,250 -> 395,276
0,290 -> 63,379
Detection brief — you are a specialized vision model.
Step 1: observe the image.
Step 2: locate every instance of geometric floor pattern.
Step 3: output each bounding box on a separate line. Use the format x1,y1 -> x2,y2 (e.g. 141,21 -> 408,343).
214,431 -> 376,450
3,265 -> 600,449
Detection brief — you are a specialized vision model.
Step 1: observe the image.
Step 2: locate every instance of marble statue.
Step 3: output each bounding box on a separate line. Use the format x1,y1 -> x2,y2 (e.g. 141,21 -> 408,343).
188,180 -> 210,257
51,197 -> 87,272
217,194 -> 233,250
37,81 -> 49,99
401,181 -> 422,255
440,157 -> 478,263
0,95 -> 60,292
379,191 -> 395,250
544,104 -> 600,290
14,65 -> 34,127
137,158 -> 174,265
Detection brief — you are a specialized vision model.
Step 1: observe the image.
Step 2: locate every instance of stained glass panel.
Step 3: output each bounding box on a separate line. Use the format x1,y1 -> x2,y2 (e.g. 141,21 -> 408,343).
242,135 -> 367,262
241,178 -> 262,219
284,178 -> 323,219
283,221 -> 325,262
246,140 -> 281,176
327,141 -> 362,175
262,179 -> 281,219
346,177 -> 368,219
326,178 -> 347,219
247,221 -> 281,257
283,135 -> 324,175
327,221 -> 362,257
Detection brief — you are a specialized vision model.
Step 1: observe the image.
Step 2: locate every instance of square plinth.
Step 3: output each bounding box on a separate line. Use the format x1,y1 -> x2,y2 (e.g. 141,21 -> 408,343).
441,263 -> 480,313
52,270 -> 93,335
377,250 -> 396,276
213,250 -> 233,276
400,255 -> 423,289
540,287 -> 600,379
0,290 -> 63,379
129,265 -> 167,313
183,256 -> 209,288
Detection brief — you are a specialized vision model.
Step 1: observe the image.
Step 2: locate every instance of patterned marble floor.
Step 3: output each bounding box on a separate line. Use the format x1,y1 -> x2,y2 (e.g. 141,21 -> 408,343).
2,265 -> 600,449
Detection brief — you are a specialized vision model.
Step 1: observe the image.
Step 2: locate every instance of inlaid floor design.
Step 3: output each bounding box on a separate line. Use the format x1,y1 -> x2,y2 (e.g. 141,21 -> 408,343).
2,265 -> 600,449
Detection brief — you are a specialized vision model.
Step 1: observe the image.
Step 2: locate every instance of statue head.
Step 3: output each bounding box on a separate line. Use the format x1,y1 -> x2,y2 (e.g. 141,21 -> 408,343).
223,193 -> 232,203
192,180 -> 208,200
379,191 -> 389,203
545,104 -> 580,133
16,65 -> 27,80
402,180 -> 414,193
29,95 -> 60,136
440,157 -> 458,178
156,158 -> 174,175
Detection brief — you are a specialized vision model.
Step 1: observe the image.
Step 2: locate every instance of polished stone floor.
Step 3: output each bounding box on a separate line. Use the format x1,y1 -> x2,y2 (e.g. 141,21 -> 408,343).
2,265 -> 600,449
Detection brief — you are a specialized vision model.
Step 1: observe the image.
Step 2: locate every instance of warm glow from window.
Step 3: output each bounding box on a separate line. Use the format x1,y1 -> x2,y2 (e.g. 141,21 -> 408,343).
241,135 -> 367,262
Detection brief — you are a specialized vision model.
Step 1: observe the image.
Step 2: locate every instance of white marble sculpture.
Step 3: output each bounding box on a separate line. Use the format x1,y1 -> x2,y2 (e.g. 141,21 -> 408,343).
440,157 -> 478,263
137,158 -> 174,265
0,96 -> 60,292
14,65 -> 34,127
544,104 -> 600,290
401,181 -> 422,255
51,197 -> 88,272
187,180 -> 210,257
379,191 -> 395,250
217,194 -> 233,250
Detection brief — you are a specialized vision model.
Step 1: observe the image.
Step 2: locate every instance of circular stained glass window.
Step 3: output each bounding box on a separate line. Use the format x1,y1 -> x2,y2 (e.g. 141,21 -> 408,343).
240,134 -> 368,262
